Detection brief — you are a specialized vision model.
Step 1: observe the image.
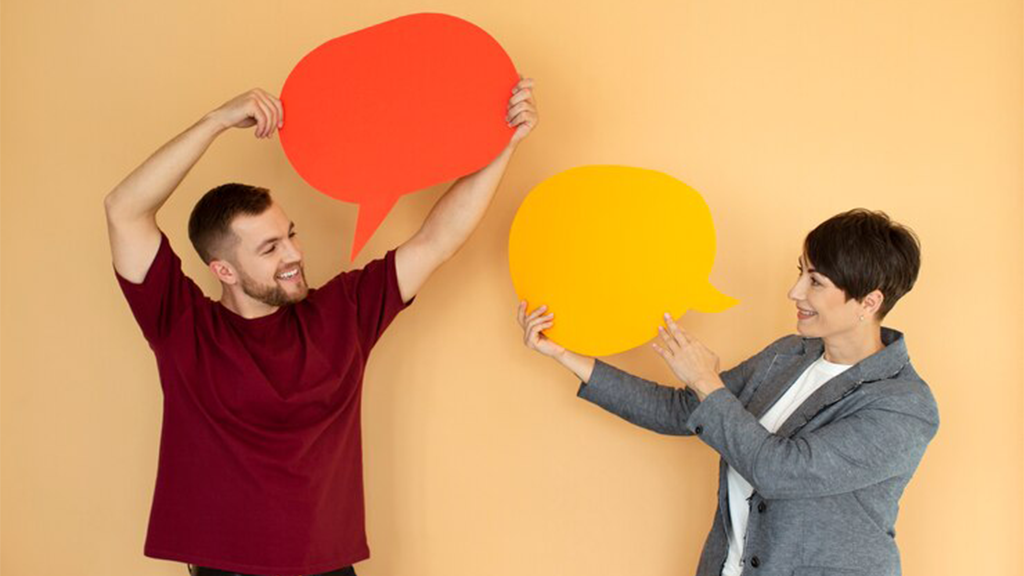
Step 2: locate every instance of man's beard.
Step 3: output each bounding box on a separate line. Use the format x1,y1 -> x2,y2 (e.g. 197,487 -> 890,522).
238,267 -> 308,308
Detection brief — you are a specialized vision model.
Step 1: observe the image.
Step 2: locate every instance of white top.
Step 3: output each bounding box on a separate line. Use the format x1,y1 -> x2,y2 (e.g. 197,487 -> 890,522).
720,355 -> 852,576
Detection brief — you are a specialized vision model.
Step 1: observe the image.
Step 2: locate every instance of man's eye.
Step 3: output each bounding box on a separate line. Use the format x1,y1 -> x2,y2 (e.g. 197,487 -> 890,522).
264,245 -> 276,255
289,231 -> 297,238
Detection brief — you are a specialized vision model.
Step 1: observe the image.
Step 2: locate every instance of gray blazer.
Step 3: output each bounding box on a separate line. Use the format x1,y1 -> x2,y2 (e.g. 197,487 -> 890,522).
578,328 -> 939,576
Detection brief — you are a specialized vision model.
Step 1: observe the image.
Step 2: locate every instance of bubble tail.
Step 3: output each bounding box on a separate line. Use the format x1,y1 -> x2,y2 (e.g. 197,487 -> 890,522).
691,283 -> 739,313
350,198 -> 397,261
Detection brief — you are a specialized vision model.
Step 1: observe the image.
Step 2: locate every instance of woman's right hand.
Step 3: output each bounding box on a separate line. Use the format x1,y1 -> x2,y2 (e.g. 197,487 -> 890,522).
517,301 -> 565,359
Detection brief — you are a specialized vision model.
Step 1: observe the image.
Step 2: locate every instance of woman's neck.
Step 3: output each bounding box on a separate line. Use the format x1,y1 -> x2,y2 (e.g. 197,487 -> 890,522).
822,324 -> 885,365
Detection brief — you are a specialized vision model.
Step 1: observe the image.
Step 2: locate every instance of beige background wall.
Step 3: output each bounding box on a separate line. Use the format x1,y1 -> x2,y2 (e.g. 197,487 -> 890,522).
2,0 -> 1022,575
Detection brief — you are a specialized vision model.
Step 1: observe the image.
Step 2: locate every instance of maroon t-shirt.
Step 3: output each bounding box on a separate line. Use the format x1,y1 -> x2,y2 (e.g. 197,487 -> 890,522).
115,233 -> 410,575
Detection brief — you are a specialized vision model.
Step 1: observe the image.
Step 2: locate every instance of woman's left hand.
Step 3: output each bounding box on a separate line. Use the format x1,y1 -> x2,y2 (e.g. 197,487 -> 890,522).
652,313 -> 725,401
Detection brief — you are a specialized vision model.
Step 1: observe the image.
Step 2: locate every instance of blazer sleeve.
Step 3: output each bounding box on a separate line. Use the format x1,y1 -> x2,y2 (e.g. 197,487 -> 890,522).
685,383 -> 940,499
576,341 -> 777,436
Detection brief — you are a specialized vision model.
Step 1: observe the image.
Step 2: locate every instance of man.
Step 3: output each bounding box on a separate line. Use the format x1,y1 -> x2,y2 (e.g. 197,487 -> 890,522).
105,81 -> 537,576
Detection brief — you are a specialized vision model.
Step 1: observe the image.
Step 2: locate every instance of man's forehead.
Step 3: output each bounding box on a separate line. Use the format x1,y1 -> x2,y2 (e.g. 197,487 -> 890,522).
231,204 -> 292,243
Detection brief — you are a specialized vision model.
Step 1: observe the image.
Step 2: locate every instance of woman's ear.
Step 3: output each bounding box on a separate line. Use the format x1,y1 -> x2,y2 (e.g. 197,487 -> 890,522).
860,289 -> 885,320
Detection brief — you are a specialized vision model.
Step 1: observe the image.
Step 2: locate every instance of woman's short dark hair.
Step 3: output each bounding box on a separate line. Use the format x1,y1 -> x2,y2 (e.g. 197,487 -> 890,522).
804,209 -> 921,319
188,183 -> 272,264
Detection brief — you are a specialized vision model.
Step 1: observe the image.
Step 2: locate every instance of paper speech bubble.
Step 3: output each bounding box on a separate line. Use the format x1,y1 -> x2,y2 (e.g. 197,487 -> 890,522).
279,13 -> 518,260
508,165 -> 737,357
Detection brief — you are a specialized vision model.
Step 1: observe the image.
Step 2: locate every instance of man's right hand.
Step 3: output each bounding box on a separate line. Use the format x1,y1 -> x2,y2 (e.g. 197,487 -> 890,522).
206,88 -> 284,139
105,88 -> 284,283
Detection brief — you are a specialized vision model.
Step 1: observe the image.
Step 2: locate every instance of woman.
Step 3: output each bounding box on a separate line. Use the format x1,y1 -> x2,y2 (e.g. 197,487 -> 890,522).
517,209 -> 938,576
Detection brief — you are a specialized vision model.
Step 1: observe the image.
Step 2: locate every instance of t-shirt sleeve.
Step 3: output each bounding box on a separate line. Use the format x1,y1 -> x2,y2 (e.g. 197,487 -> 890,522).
317,249 -> 412,354
114,233 -> 205,344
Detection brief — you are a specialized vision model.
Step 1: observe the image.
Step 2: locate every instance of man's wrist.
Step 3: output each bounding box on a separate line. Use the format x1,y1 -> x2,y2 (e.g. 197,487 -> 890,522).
199,110 -> 232,135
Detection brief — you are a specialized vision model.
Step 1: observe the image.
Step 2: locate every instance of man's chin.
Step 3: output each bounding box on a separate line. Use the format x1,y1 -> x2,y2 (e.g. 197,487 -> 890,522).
284,284 -> 309,304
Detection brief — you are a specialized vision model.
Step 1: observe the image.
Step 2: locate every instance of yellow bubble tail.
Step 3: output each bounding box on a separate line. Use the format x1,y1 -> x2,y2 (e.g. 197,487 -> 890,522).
690,283 -> 739,313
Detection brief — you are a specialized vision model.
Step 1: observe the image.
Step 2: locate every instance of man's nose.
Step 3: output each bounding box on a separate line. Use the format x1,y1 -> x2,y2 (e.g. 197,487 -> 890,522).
282,239 -> 302,263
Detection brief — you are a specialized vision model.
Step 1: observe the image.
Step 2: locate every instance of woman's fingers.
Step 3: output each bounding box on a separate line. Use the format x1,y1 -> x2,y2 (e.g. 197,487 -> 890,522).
652,342 -> 670,360
526,313 -> 554,335
663,313 -> 692,348
525,304 -> 548,324
526,318 -> 554,347
658,326 -> 681,354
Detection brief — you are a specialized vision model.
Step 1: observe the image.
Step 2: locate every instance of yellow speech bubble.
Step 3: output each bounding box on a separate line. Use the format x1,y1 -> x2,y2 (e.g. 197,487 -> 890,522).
508,165 -> 737,357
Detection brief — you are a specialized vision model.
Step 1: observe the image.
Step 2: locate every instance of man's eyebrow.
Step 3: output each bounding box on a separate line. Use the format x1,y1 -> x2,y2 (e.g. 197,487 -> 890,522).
255,223 -> 295,253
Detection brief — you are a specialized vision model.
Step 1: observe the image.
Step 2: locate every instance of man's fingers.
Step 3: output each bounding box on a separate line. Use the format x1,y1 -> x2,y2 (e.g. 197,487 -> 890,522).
506,101 -> 532,121
257,93 -> 281,134
509,89 -> 533,107
250,101 -> 270,137
256,95 -> 278,137
266,92 -> 284,127
513,77 -> 535,92
510,112 -> 537,131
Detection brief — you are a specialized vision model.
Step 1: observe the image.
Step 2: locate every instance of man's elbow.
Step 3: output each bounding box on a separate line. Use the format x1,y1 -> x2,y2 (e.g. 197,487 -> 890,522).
411,229 -> 458,265
104,191 -> 129,222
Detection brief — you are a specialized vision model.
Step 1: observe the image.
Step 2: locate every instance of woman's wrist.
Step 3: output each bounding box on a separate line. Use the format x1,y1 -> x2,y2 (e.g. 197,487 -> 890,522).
691,374 -> 725,401
555,350 -> 595,383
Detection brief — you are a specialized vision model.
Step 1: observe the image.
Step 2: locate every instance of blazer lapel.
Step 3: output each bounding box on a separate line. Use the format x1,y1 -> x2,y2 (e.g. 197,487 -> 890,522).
774,366 -> 864,438
774,328 -> 911,438
744,349 -> 819,419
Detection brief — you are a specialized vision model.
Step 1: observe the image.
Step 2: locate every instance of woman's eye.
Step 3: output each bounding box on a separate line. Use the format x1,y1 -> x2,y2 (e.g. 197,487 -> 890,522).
811,278 -> 821,286
289,231 -> 297,238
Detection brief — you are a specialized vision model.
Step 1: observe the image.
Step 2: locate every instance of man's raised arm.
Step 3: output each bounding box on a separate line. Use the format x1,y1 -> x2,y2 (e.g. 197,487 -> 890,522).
395,78 -> 538,303
104,89 -> 283,283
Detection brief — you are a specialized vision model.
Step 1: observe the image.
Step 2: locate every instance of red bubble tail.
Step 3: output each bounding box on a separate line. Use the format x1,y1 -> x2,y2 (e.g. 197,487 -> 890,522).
350,198 -> 398,261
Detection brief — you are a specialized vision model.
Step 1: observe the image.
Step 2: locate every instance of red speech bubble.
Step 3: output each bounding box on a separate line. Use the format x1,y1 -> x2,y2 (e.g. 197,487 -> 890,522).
279,13 -> 518,260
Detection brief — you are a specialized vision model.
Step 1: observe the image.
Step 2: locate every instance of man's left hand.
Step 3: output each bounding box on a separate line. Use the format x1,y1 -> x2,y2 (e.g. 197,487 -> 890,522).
507,77 -> 538,145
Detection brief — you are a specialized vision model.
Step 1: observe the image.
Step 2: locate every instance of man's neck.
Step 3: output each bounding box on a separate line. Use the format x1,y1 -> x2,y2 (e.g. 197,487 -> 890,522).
219,288 -> 280,319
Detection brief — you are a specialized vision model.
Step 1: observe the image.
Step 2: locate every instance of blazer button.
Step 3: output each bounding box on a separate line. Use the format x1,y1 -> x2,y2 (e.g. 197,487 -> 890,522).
757,502 -> 766,513
750,556 -> 761,568
694,426 -> 704,434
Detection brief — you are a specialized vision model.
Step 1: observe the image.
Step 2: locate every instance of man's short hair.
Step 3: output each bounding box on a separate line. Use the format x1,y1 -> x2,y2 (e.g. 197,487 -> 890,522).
188,183 -> 272,264
804,208 -> 921,319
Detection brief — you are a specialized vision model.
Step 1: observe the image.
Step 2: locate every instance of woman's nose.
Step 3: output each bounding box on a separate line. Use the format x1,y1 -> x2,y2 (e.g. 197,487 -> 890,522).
788,279 -> 804,301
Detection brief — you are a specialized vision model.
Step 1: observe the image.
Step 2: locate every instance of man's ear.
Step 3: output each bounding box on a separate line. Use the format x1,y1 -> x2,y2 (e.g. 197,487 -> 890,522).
209,259 -> 239,286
